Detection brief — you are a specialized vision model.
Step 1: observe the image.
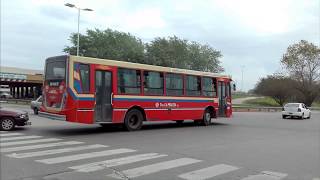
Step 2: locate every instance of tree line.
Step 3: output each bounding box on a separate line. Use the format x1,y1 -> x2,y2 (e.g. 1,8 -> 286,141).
254,40 -> 320,106
63,28 -> 224,73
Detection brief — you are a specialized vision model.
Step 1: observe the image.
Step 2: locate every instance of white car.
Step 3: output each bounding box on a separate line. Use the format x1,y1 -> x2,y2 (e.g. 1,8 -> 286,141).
282,103 -> 311,119
0,92 -> 12,98
30,96 -> 42,114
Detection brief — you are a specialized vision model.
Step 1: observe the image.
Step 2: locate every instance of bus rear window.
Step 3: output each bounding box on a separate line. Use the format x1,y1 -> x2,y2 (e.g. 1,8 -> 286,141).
45,61 -> 66,80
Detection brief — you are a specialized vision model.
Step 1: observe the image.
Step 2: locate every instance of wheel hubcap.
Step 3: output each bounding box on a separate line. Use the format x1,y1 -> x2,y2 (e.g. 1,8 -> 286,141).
205,113 -> 211,122
2,119 -> 14,130
129,116 -> 138,127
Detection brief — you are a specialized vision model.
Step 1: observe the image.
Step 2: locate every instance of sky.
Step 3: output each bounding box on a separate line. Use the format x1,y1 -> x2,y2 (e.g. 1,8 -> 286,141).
1,0 -> 319,91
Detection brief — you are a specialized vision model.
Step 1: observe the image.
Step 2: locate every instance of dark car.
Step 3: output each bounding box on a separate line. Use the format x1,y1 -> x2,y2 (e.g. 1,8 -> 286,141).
0,107 -> 31,131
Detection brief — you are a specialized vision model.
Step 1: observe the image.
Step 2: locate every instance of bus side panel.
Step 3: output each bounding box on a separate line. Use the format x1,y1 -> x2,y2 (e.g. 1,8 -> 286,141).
64,92 -> 77,122
76,100 -> 95,124
225,98 -> 232,118
112,110 -> 126,123
112,101 -> 171,121
76,110 -> 94,124
113,100 -> 218,121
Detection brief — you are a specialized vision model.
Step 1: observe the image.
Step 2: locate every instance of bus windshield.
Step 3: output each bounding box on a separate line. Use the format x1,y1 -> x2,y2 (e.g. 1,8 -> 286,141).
45,57 -> 66,80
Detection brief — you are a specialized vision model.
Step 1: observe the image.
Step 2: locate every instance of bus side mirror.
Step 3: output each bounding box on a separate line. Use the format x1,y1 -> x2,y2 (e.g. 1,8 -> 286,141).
233,84 -> 236,91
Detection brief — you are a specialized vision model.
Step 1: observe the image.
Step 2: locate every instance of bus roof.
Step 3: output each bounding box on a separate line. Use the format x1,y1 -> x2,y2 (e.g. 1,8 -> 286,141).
69,55 -> 232,80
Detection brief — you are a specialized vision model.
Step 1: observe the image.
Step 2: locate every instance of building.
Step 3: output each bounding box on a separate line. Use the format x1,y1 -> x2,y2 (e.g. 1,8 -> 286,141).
0,66 -> 43,99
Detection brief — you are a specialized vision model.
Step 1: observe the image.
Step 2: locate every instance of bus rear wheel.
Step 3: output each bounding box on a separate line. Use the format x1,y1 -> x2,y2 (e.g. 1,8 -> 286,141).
124,109 -> 143,131
175,120 -> 184,125
201,109 -> 212,126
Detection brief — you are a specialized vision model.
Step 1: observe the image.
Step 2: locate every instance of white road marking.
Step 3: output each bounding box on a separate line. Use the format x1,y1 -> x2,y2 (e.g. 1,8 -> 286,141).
36,148 -> 136,164
241,171 -> 288,180
0,133 -> 24,137
178,164 -> 239,180
7,144 -> 108,158
0,138 -> 62,147
0,131 -> 8,133
107,158 -> 202,179
0,135 -> 42,141
70,153 -> 168,173
0,141 -> 84,153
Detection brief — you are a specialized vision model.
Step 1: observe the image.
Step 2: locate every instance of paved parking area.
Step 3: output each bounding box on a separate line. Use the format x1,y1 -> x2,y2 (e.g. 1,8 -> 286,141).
1,104 -> 319,180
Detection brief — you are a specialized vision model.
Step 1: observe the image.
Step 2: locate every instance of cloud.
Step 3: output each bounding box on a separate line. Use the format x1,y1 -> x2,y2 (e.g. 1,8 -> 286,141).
1,0 -> 319,91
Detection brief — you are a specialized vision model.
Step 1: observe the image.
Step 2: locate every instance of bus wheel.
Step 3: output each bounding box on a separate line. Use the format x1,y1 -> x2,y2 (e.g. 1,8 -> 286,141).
124,109 -> 143,131
175,120 -> 184,125
201,109 -> 212,126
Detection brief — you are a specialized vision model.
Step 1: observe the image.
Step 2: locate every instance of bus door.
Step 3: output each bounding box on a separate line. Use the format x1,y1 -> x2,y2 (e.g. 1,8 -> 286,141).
218,81 -> 226,117
95,70 -> 112,122
225,81 -> 232,117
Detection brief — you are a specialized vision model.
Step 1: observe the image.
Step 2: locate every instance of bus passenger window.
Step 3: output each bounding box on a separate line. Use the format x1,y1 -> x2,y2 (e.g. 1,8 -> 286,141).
166,73 -> 183,96
213,79 -> 217,96
186,75 -> 201,96
79,64 -> 90,93
144,71 -> 164,95
74,63 -> 90,93
202,77 -> 214,97
118,68 -> 141,94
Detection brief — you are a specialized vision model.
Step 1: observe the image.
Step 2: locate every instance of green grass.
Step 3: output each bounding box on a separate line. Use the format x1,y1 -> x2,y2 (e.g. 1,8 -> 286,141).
312,101 -> 320,107
240,97 -> 320,108
232,93 -> 251,99
243,97 -> 280,107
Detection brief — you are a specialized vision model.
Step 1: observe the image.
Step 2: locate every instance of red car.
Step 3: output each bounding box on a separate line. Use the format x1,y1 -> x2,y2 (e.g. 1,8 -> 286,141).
0,107 -> 31,131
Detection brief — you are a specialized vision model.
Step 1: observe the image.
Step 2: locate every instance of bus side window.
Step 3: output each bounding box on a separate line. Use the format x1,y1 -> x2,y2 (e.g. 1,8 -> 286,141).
166,73 -> 183,96
74,63 -> 90,93
79,64 -> 90,93
117,68 -> 141,94
186,75 -> 201,96
144,71 -> 164,95
202,77 -> 214,97
213,79 -> 217,97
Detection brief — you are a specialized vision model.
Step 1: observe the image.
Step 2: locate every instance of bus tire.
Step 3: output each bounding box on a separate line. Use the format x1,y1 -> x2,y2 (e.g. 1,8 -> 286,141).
201,109 -> 212,126
124,109 -> 143,131
175,120 -> 184,125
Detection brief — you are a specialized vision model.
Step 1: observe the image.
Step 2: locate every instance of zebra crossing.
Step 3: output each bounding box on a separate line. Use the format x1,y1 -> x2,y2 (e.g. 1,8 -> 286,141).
0,131 -> 302,180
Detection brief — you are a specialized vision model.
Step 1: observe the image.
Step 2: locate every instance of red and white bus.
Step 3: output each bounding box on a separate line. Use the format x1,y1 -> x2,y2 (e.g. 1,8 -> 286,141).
40,55 -> 233,130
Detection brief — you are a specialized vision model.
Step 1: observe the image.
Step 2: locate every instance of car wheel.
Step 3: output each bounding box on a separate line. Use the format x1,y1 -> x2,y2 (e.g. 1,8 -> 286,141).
201,109 -> 212,126
282,115 -> 287,119
124,109 -> 143,131
33,108 -> 39,115
0,117 -> 15,131
307,112 -> 311,119
300,113 -> 304,119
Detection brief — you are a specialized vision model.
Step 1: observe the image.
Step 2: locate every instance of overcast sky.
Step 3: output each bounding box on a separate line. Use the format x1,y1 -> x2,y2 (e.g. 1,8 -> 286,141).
1,0 -> 319,91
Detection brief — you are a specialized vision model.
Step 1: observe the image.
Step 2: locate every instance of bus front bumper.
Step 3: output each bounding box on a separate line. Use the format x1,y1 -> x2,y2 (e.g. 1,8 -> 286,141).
39,111 -> 66,121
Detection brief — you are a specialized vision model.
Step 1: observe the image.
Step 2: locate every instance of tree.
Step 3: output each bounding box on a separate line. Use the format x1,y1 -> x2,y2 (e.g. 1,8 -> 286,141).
64,29 -> 224,73
254,75 -> 296,106
64,29 -> 145,63
145,36 -> 224,73
281,40 -> 320,106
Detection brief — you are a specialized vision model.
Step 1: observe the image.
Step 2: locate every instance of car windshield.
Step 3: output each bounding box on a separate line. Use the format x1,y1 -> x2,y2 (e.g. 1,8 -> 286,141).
285,103 -> 299,108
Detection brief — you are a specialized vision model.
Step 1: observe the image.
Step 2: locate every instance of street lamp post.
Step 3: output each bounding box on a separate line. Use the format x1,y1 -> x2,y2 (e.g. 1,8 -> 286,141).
65,3 -> 93,56
241,65 -> 245,92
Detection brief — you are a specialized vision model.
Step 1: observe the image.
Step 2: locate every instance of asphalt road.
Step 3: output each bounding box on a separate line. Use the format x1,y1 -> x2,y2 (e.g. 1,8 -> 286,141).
1,104 -> 319,180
